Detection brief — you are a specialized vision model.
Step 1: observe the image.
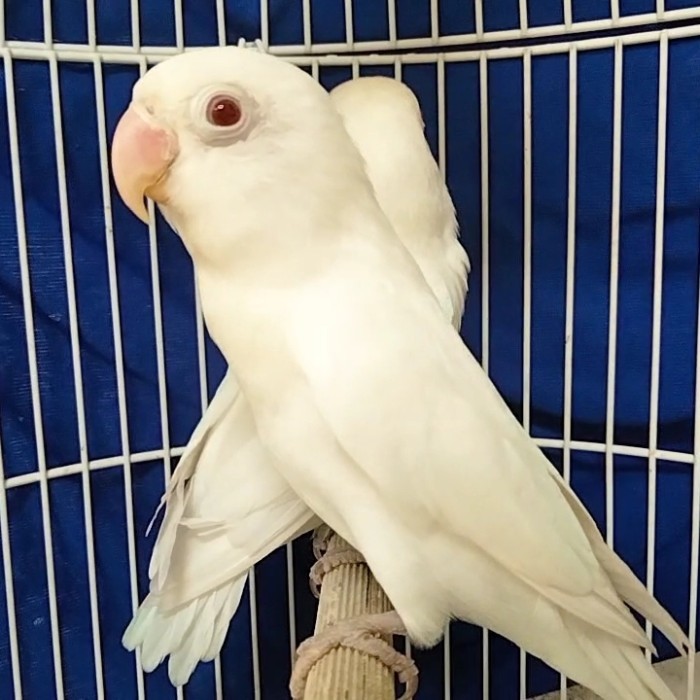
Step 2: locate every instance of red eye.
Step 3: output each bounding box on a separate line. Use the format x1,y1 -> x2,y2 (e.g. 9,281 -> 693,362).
206,96 -> 243,127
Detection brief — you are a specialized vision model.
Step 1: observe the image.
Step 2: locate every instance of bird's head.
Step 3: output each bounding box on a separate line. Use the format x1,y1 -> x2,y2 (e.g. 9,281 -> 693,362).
110,47 -> 368,242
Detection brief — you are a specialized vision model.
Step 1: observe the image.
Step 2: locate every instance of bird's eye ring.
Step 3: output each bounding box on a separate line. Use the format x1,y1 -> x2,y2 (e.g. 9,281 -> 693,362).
206,95 -> 243,128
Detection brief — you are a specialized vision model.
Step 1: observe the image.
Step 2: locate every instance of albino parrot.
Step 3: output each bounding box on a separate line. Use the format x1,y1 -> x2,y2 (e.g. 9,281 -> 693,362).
111,46 -> 690,700
118,74 -> 470,686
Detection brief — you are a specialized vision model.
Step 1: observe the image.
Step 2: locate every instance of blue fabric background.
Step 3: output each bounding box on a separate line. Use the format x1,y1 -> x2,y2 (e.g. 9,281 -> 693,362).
1,2 -> 700,698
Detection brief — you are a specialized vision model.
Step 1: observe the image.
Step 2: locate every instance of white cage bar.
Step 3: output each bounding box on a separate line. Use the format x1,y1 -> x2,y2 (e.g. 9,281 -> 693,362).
1,2 -> 700,56
0,3 -> 698,700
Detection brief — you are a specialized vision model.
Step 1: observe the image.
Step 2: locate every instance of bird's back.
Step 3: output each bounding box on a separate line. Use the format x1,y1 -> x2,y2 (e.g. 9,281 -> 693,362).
330,76 -> 470,328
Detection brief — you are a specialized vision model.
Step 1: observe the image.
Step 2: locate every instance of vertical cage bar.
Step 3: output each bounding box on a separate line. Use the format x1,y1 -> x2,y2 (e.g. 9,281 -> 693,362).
522,49 -> 533,436
560,45 -> 579,700
393,56 -> 402,82
395,47 -> 411,668
0,84 -> 20,678
387,0 -> 397,44
475,0 -> 484,39
130,0 -> 140,50
519,48 -> 533,700
43,0 -> 53,45
86,0 -> 96,48
563,47 -> 578,517
563,0 -> 573,29
215,0 -> 225,45
302,0 -> 311,50
437,56 -> 446,176
49,54 -> 105,699
611,0 -> 620,23
259,0 -> 269,49
193,292 -> 208,417
646,31 -> 669,653
286,540 -> 298,667
605,39 -> 623,548
689,239 -> 700,700
657,0 -> 666,19
430,0 -> 439,42
519,0 -> 528,32
688,318 -> 700,700
479,53 -> 490,376
93,57 -> 145,699
249,567 -> 262,700
481,622 -> 489,694
343,0 -> 354,48
402,55 -> 412,665
174,0 -> 184,51
4,53 -> 64,700
436,53 -> 451,700
479,50 -> 490,700
0,432 -> 20,699
214,615 -> 223,696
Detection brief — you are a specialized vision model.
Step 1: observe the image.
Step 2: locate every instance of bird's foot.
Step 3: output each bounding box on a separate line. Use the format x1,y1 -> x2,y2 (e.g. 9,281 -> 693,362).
311,525 -> 333,560
309,529 -> 366,598
289,610 -> 418,700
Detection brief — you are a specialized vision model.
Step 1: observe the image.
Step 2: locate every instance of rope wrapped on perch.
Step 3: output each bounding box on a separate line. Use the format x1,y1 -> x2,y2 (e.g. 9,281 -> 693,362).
291,529 -> 418,700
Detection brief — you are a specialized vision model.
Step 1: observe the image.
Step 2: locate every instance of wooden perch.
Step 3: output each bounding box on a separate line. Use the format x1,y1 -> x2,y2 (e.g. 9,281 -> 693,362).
304,533 -> 397,700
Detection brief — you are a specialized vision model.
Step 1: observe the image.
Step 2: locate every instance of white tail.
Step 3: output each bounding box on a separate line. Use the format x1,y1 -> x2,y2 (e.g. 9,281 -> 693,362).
123,577 -> 248,685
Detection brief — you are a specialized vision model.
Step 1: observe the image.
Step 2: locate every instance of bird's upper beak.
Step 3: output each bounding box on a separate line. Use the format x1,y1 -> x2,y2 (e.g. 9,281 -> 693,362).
111,104 -> 179,224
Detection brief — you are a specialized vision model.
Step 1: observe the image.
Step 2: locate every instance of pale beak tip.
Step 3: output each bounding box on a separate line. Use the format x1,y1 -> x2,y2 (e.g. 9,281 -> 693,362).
110,172 -> 151,225
133,200 -> 151,225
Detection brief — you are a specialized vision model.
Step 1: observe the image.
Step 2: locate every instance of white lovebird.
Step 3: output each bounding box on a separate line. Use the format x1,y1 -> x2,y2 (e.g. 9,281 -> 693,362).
117,73 -> 470,687
112,47 -> 690,700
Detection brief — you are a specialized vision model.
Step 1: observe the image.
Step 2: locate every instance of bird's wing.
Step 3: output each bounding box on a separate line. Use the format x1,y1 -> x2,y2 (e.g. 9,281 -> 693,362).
147,369 -> 240,587
125,469 -> 314,687
126,369 -> 318,684
148,369 -> 318,603
260,251 -> 654,649
157,436 -> 316,610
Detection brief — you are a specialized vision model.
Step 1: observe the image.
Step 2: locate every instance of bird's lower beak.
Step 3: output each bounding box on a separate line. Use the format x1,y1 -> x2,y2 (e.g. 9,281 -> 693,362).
111,104 -> 179,224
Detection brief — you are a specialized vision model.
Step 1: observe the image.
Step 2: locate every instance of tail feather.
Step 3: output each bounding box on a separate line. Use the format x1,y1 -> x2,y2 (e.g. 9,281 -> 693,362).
492,599 -> 679,700
123,577 -> 248,685
540,583 -> 653,653
202,583 -> 248,662
569,620 -> 678,700
592,543 -> 690,655
447,541 -> 681,700
551,465 -> 691,655
168,595 -> 218,686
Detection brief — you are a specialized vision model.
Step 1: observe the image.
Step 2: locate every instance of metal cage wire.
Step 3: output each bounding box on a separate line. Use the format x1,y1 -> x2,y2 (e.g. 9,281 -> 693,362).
0,1 -> 699,699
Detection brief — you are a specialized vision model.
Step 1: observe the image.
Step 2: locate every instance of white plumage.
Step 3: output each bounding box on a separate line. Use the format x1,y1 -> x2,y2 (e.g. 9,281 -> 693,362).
111,47 -> 690,699
121,72 -> 469,686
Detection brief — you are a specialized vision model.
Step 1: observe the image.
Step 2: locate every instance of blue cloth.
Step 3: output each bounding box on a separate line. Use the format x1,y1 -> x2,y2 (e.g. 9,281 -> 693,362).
1,3 -> 700,698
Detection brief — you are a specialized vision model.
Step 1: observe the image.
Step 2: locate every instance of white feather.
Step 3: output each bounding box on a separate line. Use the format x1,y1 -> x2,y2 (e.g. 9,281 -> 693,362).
120,48 -> 689,699
228,215 -> 687,700
124,69 -> 468,686
329,76 -> 470,328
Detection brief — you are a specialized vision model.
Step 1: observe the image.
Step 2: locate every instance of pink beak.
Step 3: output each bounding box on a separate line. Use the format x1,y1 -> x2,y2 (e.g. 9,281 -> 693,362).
111,104 -> 179,224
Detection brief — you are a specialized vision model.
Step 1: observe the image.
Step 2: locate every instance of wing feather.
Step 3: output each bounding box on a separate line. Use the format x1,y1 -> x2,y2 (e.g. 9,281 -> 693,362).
285,265 -> 598,599
276,254 -> 671,655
